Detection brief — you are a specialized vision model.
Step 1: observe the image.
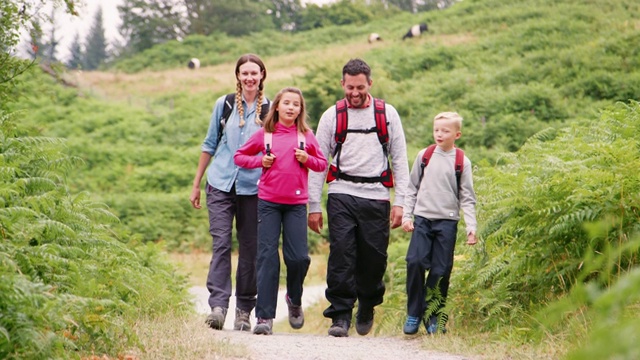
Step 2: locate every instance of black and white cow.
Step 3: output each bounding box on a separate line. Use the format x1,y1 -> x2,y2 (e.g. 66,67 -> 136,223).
402,23 -> 428,40
368,32 -> 383,44
188,58 -> 200,70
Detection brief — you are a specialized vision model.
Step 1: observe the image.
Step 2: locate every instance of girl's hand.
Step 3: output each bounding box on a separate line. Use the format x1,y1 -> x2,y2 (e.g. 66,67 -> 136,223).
262,154 -> 276,168
294,148 -> 308,164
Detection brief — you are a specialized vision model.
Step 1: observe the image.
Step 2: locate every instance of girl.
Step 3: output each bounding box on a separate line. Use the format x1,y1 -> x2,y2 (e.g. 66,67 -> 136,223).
234,87 -> 327,335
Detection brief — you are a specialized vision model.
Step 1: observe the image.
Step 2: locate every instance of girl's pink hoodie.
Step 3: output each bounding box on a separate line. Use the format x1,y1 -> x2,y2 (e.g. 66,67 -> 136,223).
234,122 -> 327,205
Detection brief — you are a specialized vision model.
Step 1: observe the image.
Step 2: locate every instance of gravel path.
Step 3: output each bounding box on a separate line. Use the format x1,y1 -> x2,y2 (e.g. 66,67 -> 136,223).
189,286 -> 473,360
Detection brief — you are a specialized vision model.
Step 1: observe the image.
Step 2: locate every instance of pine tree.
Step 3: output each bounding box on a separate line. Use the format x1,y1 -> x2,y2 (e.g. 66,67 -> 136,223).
66,31 -> 83,69
41,7 -> 61,63
83,6 -> 107,70
25,19 -> 44,60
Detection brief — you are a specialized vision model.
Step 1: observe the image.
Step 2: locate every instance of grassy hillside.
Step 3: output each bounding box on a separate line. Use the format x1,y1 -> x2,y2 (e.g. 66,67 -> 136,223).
6,0 -> 640,357
12,0 -> 638,252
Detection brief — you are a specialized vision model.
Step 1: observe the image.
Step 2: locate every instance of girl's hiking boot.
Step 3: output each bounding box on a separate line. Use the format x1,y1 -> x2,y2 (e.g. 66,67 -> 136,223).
285,294 -> 304,329
253,318 -> 273,335
205,306 -> 227,330
403,316 -> 421,335
328,318 -> 350,337
233,308 -> 251,331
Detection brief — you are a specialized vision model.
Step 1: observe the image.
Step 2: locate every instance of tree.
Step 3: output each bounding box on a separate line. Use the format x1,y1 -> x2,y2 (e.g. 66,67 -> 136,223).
83,6 -> 107,70
25,19 -> 44,60
386,0 -> 416,12
416,0 -> 458,11
267,0 -> 303,31
41,7 -> 61,63
118,0 -> 188,54
66,31 -> 83,69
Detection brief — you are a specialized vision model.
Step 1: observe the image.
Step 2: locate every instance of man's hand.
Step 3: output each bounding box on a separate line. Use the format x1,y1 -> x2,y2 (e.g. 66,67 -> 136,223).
308,212 -> 323,234
390,205 -> 403,229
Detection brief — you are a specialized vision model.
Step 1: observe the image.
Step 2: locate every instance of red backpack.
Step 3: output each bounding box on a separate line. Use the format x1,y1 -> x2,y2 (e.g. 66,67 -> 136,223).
326,98 -> 394,187
418,144 -> 464,196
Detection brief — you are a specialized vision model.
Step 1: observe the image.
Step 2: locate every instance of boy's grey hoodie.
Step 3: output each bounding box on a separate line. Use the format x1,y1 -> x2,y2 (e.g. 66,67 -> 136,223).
403,146 -> 477,235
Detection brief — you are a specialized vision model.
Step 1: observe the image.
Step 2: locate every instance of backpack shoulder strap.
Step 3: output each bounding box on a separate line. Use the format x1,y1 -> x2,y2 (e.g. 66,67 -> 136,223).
335,99 -> 349,145
297,131 -> 305,149
373,98 -> 388,148
217,93 -> 236,144
264,131 -> 272,156
418,144 -> 437,185
260,98 -> 271,121
454,148 -> 464,195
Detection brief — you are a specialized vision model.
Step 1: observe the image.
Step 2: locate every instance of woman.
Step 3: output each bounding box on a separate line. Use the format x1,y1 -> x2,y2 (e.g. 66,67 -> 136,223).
189,54 -> 269,331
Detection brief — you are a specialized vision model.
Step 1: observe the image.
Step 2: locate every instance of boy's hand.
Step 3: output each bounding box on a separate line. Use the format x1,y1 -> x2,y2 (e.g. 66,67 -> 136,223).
262,153 -> 276,168
466,231 -> 477,245
402,220 -> 414,232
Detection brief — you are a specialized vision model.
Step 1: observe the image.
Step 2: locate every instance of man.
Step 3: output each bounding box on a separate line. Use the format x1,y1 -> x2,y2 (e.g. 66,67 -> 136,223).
308,58 -> 409,337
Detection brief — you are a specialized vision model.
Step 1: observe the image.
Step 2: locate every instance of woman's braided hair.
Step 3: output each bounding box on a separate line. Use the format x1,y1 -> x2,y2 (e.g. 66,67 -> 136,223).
234,54 -> 267,127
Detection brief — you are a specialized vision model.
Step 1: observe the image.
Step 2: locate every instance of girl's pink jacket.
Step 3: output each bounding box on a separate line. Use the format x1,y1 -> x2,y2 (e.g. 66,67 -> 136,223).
234,122 -> 327,205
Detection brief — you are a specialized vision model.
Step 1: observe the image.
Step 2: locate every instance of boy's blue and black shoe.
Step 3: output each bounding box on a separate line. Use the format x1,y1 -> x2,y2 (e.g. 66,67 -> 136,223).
425,315 -> 447,335
403,316 -> 421,335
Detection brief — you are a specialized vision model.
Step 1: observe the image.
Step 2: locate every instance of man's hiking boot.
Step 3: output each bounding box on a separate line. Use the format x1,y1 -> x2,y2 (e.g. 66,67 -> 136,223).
403,315 -> 421,335
205,306 -> 227,330
355,306 -> 374,336
328,318 -> 350,337
285,294 -> 304,329
253,318 -> 273,335
233,308 -> 251,331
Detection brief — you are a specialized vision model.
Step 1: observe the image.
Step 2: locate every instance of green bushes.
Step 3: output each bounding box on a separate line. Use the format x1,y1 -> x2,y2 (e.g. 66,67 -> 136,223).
451,101 -> 640,336
0,113 -> 189,359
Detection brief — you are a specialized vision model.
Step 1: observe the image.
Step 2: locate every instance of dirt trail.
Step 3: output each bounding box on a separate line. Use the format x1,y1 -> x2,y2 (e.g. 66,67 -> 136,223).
189,285 -> 473,360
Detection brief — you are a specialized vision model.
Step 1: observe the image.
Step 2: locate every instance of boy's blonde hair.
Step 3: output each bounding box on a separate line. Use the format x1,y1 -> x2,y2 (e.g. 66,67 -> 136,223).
434,112 -> 463,130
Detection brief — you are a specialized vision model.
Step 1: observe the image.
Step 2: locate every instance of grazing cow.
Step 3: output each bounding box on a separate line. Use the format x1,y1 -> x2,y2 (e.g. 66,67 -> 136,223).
402,23 -> 428,40
188,58 -> 200,70
368,32 -> 383,44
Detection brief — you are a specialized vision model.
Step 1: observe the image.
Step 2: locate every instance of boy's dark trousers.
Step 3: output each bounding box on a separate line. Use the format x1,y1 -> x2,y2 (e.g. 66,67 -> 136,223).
405,216 -> 458,318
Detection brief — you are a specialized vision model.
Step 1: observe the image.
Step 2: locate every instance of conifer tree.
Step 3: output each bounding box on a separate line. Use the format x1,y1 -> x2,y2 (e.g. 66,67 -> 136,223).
83,6 -> 107,70
41,7 -> 61,63
25,19 -> 44,60
66,31 -> 83,69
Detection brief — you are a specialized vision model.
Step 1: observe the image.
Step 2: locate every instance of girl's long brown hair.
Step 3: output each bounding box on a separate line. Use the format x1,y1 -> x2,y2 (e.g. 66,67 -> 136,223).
262,87 -> 310,134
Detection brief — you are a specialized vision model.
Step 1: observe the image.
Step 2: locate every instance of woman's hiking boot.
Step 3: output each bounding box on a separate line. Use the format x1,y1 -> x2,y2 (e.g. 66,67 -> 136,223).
234,308 -> 251,331
205,306 -> 227,330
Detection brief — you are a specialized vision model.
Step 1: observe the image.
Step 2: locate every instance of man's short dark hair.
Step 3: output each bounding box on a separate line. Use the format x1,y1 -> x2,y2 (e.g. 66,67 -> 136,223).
342,58 -> 371,81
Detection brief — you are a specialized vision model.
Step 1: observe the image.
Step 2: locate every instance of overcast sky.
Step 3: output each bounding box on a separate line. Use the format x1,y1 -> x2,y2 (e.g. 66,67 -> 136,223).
30,0 -> 336,62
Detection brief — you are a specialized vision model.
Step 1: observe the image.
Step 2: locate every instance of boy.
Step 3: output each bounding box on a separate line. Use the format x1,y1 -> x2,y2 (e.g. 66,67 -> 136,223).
401,111 -> 478,335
